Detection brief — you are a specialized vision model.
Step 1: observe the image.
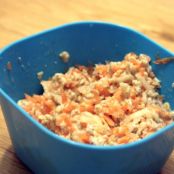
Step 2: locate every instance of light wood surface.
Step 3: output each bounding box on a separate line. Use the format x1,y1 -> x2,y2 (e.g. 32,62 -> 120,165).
0,0 -> 174,173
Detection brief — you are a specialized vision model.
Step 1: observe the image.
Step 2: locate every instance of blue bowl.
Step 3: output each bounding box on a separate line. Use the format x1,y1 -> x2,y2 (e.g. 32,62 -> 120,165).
0,21 -> 174,174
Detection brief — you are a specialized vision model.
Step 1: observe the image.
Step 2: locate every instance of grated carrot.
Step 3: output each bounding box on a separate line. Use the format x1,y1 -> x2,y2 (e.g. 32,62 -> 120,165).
18,53 -> 174,145
80,133 -> 91,144
61,92 -> 68,104
63,102 -> 76,113
103,115 -> 115,127
117,136 -> 130,144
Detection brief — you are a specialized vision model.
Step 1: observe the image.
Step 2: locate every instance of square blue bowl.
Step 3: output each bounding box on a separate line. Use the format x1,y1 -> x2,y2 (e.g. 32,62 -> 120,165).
0,21 -> 174,174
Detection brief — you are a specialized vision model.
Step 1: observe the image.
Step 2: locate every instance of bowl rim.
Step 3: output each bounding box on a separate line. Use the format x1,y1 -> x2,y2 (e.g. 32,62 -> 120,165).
0,21 -> 174,151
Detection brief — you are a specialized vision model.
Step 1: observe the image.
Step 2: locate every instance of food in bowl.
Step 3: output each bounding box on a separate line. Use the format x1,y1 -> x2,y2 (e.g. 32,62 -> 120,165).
18,52 -> 174,145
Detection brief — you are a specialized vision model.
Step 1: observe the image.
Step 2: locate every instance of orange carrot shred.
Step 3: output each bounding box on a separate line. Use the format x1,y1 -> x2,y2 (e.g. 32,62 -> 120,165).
103,115 -> 115,127
80,133 -> 91,144
117,136 -> 130,144
61,92 -> 68,104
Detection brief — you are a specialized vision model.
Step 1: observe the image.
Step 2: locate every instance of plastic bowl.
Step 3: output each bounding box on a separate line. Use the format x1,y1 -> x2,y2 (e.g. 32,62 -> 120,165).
0,21 -> 174,174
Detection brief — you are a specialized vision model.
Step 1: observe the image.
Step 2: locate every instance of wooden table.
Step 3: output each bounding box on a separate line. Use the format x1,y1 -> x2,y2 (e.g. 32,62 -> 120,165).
0,0 -> 174,173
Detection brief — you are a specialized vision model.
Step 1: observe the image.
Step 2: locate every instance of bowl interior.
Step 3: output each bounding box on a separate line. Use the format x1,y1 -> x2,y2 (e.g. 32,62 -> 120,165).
0,22 -> 174,107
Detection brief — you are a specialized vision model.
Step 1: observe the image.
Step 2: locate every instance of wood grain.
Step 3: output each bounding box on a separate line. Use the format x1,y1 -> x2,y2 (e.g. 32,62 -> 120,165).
0,0 -> 174,173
